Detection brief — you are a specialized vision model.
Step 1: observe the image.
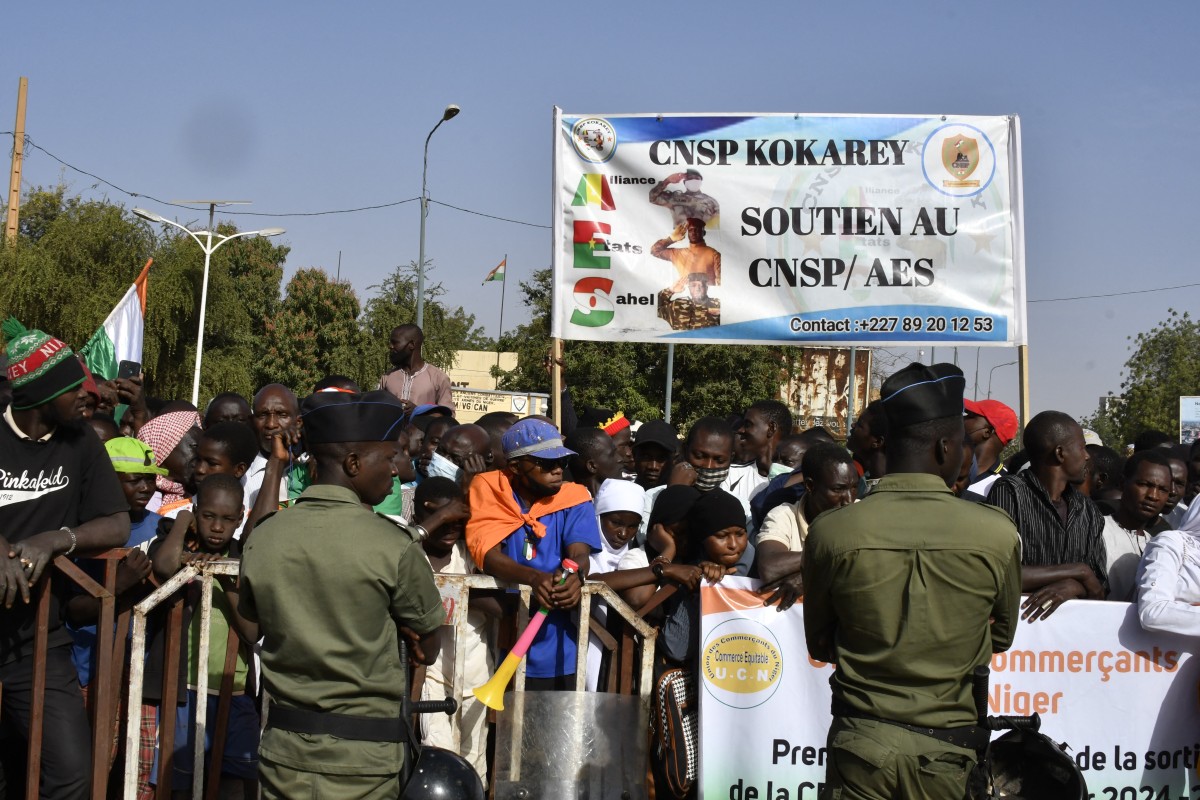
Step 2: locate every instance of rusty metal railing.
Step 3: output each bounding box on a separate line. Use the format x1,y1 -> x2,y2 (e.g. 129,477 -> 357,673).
123,558 -> 242,800
0,550 -> 133,799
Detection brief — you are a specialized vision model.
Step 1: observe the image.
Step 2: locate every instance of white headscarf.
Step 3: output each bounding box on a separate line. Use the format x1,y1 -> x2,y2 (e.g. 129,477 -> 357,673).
591,479 -> 646,573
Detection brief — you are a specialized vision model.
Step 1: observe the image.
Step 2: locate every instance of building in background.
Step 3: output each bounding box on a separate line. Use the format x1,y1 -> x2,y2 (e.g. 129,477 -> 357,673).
447,350 -> 547,423
782,348 -> 874,439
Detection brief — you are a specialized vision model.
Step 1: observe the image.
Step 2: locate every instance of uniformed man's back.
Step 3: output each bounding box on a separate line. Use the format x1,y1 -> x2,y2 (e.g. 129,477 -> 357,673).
802,362 -> 1022,800
804,474 -> 1020,728
237,391 -> 445,799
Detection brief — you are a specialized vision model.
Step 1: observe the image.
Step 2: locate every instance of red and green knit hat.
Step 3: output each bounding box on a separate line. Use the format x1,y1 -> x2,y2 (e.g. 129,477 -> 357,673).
2,317 -> 86,410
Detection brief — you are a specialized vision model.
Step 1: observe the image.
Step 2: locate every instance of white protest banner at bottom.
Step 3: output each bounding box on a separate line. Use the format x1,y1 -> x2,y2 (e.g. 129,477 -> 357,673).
700,579 -> 1200,799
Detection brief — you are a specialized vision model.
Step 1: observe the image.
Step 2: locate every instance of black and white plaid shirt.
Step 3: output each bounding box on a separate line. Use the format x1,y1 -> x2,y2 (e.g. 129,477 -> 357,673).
986,469 -> 1109,590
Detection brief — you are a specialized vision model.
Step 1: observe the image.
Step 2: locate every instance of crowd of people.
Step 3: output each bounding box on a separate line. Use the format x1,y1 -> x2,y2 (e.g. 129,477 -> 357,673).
1,316 -> 1199,799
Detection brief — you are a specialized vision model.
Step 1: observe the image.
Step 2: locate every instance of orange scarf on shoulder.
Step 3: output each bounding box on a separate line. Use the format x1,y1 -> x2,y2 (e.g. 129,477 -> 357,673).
465,470 -> 592,568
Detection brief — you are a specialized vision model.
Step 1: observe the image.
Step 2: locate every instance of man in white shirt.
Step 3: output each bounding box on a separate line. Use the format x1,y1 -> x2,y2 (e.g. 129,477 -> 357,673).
727,400 -> 793,512
1102,450 -> 1173,602
244,384 -> 301,514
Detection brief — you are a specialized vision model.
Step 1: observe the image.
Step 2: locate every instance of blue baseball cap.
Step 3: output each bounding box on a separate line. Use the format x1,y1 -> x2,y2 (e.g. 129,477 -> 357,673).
410,403 -> 453,419
502,418 -> 576,460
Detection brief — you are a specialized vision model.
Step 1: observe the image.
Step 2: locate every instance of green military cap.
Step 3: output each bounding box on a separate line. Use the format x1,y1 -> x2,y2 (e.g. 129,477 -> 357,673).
300,390 -> 408,444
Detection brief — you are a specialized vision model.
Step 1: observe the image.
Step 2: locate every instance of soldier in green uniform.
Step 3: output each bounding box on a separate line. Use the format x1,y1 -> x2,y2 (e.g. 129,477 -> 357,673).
802,363 -> 1022,800
649,169 -> 720,227
657,273 -> 721,331
239,390 -> 445,799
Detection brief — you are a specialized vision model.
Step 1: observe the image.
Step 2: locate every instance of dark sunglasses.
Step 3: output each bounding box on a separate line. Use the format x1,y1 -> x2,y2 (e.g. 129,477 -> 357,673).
525,456 -> 570,472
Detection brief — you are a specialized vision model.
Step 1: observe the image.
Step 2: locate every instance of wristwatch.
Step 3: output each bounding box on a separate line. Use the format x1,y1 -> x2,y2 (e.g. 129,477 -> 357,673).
651,562 -> 666,582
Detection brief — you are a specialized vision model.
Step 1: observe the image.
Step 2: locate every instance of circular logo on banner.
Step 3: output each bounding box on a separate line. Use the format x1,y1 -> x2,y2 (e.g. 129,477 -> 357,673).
701,619 -> 783,709
571,117 -> 617,163
921,122 -> 996,198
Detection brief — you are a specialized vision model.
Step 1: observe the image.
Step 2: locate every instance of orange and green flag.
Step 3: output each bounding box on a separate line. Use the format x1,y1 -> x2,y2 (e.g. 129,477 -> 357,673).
482,258 -> 506,284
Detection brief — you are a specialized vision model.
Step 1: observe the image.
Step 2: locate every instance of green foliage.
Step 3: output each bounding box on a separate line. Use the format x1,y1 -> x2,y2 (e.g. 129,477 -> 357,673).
360,261 -> 490,383
1107,309 -> 1200,445
497,269 -> 786,429
260,268 -> 368,393
1080,403 -> 1124,452
0,187 -> 157,348
0,188 -> 487,408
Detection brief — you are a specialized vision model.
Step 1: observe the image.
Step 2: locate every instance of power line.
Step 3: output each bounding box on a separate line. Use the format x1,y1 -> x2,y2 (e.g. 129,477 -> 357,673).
19,134 -> 421,217
1027,281 -> 1200,303
428,199 -> 551,229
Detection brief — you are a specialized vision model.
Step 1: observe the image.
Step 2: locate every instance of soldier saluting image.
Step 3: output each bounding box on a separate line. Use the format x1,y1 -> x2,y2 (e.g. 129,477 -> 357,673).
649,169 -> 720,227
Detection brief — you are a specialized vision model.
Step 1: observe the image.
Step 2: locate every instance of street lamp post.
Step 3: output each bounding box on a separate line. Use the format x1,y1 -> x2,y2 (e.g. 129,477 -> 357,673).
987,360 -> 1019,400
416,103 -> 461,329
133,204 -> 284,406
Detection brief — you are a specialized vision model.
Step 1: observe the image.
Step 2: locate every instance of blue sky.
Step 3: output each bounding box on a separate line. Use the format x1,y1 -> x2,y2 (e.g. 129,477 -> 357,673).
3,1 -> 1196,426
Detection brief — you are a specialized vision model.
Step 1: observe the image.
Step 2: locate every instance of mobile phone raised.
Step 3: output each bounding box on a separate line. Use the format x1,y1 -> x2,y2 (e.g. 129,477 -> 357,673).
117,360 -> 141,380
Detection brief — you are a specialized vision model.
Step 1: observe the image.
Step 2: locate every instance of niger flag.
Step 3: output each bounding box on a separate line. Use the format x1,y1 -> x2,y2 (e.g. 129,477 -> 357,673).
80,259 -> 150,380
482,259 -> 506,284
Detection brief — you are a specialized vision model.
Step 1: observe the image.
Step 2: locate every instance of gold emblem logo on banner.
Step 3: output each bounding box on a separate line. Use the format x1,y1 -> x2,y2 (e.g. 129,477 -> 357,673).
941,136 -> 981,188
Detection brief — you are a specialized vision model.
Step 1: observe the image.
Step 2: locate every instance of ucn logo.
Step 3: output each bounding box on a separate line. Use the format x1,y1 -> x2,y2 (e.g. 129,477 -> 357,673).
701,618 -> 784,710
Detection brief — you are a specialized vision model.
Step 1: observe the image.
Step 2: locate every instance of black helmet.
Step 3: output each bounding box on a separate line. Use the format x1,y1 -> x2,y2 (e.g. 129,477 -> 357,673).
401,746 -> 485,800
988,728 -> 1088,799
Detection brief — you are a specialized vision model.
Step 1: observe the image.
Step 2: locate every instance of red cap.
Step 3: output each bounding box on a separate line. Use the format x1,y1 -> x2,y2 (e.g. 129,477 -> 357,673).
963,399 -> 1018,445
561,558 -> 580,573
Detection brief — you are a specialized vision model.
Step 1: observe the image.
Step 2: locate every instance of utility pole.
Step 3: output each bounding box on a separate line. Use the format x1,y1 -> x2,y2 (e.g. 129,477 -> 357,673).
5,77 -> 29,246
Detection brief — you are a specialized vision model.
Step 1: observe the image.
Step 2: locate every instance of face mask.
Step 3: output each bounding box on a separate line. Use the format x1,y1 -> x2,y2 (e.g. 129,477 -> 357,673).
684,180 -> 702,193
426,452 -> 462,483
694,464 -> 729,492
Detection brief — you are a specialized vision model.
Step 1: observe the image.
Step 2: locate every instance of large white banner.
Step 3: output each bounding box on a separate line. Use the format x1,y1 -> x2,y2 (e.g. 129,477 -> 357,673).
552,110 -> 1026,346
700,579 -> 1200,798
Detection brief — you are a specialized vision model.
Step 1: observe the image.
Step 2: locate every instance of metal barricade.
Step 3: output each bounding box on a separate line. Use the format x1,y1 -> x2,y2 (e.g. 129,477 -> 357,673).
1,550 -> 131,800
123,558 -> 242,800
430,575 -> 658,761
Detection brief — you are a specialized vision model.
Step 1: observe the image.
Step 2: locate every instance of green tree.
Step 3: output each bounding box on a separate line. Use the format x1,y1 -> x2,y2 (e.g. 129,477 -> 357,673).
0,186 -> 157,348
1080,400 -> 1124,452
1108,309 -> 1200,445
260,268 -> 368,393
496,269 -> 787,429
360,261 -> 490,387
0,188 -> 290,406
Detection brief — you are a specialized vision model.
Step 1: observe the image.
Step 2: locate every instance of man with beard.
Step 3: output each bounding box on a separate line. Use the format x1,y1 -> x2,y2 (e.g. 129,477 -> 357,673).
378,324 -> 453,413
0,319 -> 130,798
651,217 -> 722,289
465,418 -> 600,690
244,384 -> 303,519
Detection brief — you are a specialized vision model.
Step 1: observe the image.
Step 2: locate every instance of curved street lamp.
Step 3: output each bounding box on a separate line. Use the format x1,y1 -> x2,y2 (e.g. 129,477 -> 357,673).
133,206 -> 285,406
987,360 -> 1019,400
416,103 -> 461,329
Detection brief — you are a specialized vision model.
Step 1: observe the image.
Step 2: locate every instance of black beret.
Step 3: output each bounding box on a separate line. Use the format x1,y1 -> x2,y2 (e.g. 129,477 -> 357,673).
879,362 -> 966,430
300,390 -> 408,445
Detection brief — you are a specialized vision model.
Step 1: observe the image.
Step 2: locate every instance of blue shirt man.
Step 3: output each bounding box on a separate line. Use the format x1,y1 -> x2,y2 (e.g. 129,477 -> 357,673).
466,419 -> 601,689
